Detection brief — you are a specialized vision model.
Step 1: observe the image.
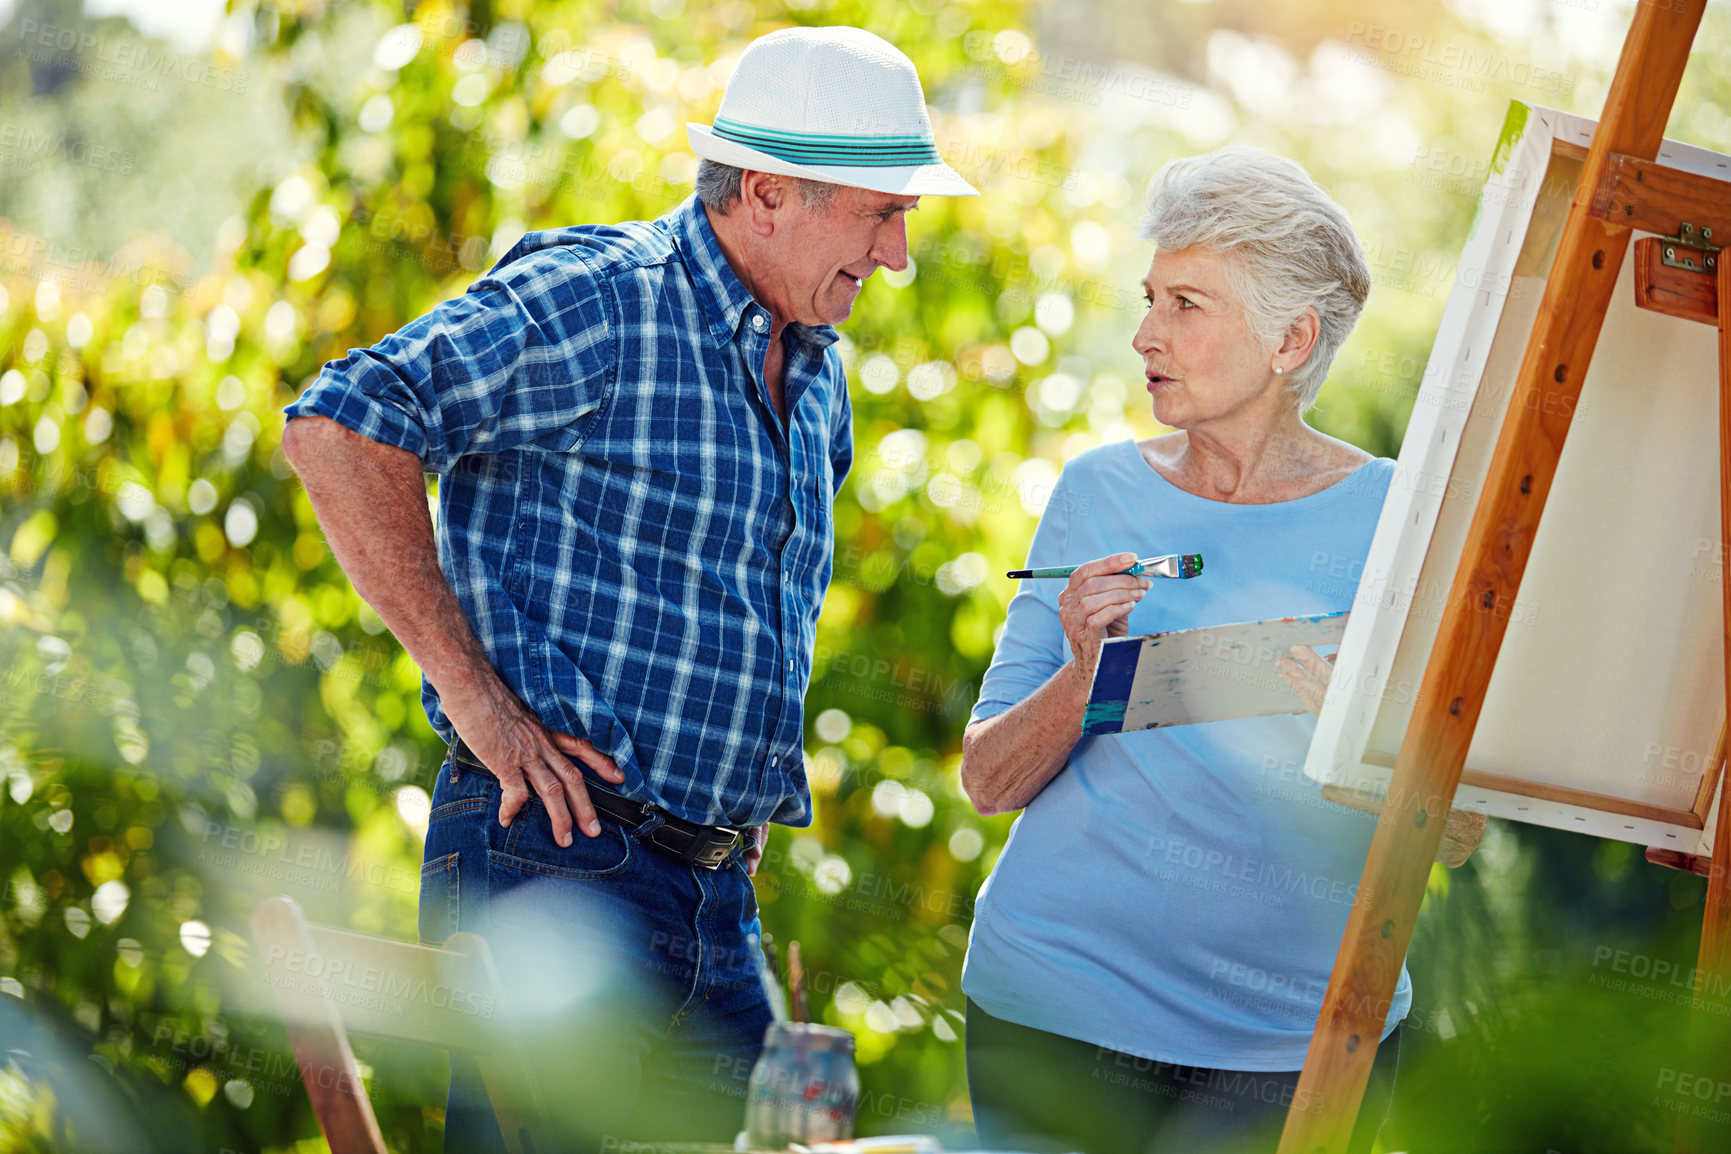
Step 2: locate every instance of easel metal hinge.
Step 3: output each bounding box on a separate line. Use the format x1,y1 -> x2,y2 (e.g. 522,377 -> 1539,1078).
1658,222 -> 1719,273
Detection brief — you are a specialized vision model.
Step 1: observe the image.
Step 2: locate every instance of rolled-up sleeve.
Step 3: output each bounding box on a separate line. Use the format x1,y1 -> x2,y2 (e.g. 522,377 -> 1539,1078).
283,249 -> 614,475
970,467 -> 1075,725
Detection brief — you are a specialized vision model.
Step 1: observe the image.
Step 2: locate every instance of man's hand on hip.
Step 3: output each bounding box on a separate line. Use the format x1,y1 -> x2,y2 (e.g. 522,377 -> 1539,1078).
743,824 -> 769,877
280,419 -> 625,849
446,675 -> 624,846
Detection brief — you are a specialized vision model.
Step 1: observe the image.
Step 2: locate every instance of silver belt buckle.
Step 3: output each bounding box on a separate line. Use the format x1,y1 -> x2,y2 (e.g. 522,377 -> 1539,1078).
692,827 -> 741,869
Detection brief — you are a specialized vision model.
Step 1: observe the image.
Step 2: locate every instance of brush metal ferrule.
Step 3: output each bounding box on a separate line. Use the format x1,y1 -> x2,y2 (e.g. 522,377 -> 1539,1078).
1131,553 -> 1203,579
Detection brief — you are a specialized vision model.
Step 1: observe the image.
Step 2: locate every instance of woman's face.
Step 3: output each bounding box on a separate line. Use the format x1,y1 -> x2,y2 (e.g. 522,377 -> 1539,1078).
1131,246 -> 1285,430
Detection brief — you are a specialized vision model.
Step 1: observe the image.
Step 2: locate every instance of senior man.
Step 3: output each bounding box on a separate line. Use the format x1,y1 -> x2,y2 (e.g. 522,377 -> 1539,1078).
281,25 -> 975,1151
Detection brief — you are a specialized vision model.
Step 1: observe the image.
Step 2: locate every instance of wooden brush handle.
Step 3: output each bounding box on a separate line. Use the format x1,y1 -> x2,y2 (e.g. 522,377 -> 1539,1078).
787,940 -> 808,1023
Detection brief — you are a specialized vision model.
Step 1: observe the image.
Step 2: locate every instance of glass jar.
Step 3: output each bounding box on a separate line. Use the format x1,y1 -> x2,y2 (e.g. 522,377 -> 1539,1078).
743,1021 -> 860,1148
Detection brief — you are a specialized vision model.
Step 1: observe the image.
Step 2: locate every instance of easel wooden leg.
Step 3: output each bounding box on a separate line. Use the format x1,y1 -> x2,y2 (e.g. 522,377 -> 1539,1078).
1672,218 -> 1731,1154
1276,4 -> 1703,1151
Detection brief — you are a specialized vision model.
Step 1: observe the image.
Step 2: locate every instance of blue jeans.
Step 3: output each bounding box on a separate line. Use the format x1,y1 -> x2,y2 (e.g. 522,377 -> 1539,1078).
420,754 -> 773,1152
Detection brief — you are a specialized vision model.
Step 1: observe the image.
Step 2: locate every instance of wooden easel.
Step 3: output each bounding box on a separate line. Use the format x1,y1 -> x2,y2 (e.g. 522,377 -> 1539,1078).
1276,2 -> 1731,1151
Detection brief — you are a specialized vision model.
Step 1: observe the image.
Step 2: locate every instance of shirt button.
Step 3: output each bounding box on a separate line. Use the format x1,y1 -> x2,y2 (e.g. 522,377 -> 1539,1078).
788,658 -> 795,671
751,315 -> 768,333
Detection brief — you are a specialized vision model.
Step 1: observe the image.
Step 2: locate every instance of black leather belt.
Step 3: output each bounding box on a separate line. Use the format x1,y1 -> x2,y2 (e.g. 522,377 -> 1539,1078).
448,738 -> 742,870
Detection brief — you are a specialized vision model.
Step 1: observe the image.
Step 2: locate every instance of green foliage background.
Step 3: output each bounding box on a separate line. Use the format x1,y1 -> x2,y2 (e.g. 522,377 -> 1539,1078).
3,0 -> 1731,1150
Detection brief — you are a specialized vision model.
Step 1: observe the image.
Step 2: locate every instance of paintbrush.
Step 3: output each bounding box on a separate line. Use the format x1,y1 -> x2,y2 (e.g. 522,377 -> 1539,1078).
1006,553 -> 1204,580
786,939 -> 809,1023
757,933 -> 789,1022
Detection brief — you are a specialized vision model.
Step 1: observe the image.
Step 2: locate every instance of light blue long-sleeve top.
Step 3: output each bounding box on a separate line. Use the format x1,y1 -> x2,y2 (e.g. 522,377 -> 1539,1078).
961,438 -> 1410,1071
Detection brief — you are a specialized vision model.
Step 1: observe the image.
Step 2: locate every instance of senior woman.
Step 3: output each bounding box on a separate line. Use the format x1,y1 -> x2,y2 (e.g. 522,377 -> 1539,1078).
957,145 -> 1481,1154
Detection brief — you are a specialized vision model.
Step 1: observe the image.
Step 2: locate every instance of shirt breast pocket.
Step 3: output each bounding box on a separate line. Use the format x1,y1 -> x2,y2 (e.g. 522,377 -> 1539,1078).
521,402 -> 606,455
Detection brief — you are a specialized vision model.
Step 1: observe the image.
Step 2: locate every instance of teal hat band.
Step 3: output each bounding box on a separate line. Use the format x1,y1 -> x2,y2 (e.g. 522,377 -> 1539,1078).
711,116 -> 941,168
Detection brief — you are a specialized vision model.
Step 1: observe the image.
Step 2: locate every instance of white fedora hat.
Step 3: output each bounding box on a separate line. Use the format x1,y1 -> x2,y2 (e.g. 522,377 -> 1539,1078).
687,26 -> 978,198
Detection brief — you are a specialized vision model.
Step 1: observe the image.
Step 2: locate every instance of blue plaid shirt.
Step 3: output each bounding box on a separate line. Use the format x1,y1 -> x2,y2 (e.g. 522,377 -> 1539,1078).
284,196 -> 851,827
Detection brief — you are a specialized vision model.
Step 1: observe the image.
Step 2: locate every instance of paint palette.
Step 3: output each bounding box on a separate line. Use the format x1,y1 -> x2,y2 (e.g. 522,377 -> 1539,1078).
1082,612 -> 1350,735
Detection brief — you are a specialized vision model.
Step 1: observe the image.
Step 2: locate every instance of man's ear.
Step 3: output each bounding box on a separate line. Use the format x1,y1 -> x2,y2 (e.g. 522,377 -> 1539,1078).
738,171 -> 789,237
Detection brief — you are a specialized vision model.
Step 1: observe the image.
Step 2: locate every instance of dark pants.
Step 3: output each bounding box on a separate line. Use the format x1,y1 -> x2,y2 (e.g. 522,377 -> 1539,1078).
420,755 -> 773,1153
965,998 -> 1399,1154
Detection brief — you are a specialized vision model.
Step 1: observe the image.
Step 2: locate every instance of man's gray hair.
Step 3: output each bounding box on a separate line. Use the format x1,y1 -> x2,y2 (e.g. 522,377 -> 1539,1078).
695,159 -> 840,214
1136,145 -> 1371,412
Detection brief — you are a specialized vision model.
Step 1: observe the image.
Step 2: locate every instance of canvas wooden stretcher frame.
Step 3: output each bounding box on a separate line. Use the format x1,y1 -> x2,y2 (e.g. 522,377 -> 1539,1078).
1301,99 -> 1730,858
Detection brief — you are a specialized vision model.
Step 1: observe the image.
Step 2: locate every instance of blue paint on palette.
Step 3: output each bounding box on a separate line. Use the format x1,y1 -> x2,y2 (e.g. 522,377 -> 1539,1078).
1082,639 -> 1144,735
1092,638 -> 1141,702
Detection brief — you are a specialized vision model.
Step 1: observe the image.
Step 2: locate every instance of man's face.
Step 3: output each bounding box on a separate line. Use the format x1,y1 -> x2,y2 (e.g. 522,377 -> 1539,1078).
754,183 -> 918,327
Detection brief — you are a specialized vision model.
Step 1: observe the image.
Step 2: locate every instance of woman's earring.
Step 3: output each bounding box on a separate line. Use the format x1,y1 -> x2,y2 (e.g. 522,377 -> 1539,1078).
1273,365 -> 1285,375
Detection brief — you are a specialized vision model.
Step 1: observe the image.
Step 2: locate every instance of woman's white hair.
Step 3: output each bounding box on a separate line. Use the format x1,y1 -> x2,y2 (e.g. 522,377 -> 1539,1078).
1136,145 -> 1371,411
